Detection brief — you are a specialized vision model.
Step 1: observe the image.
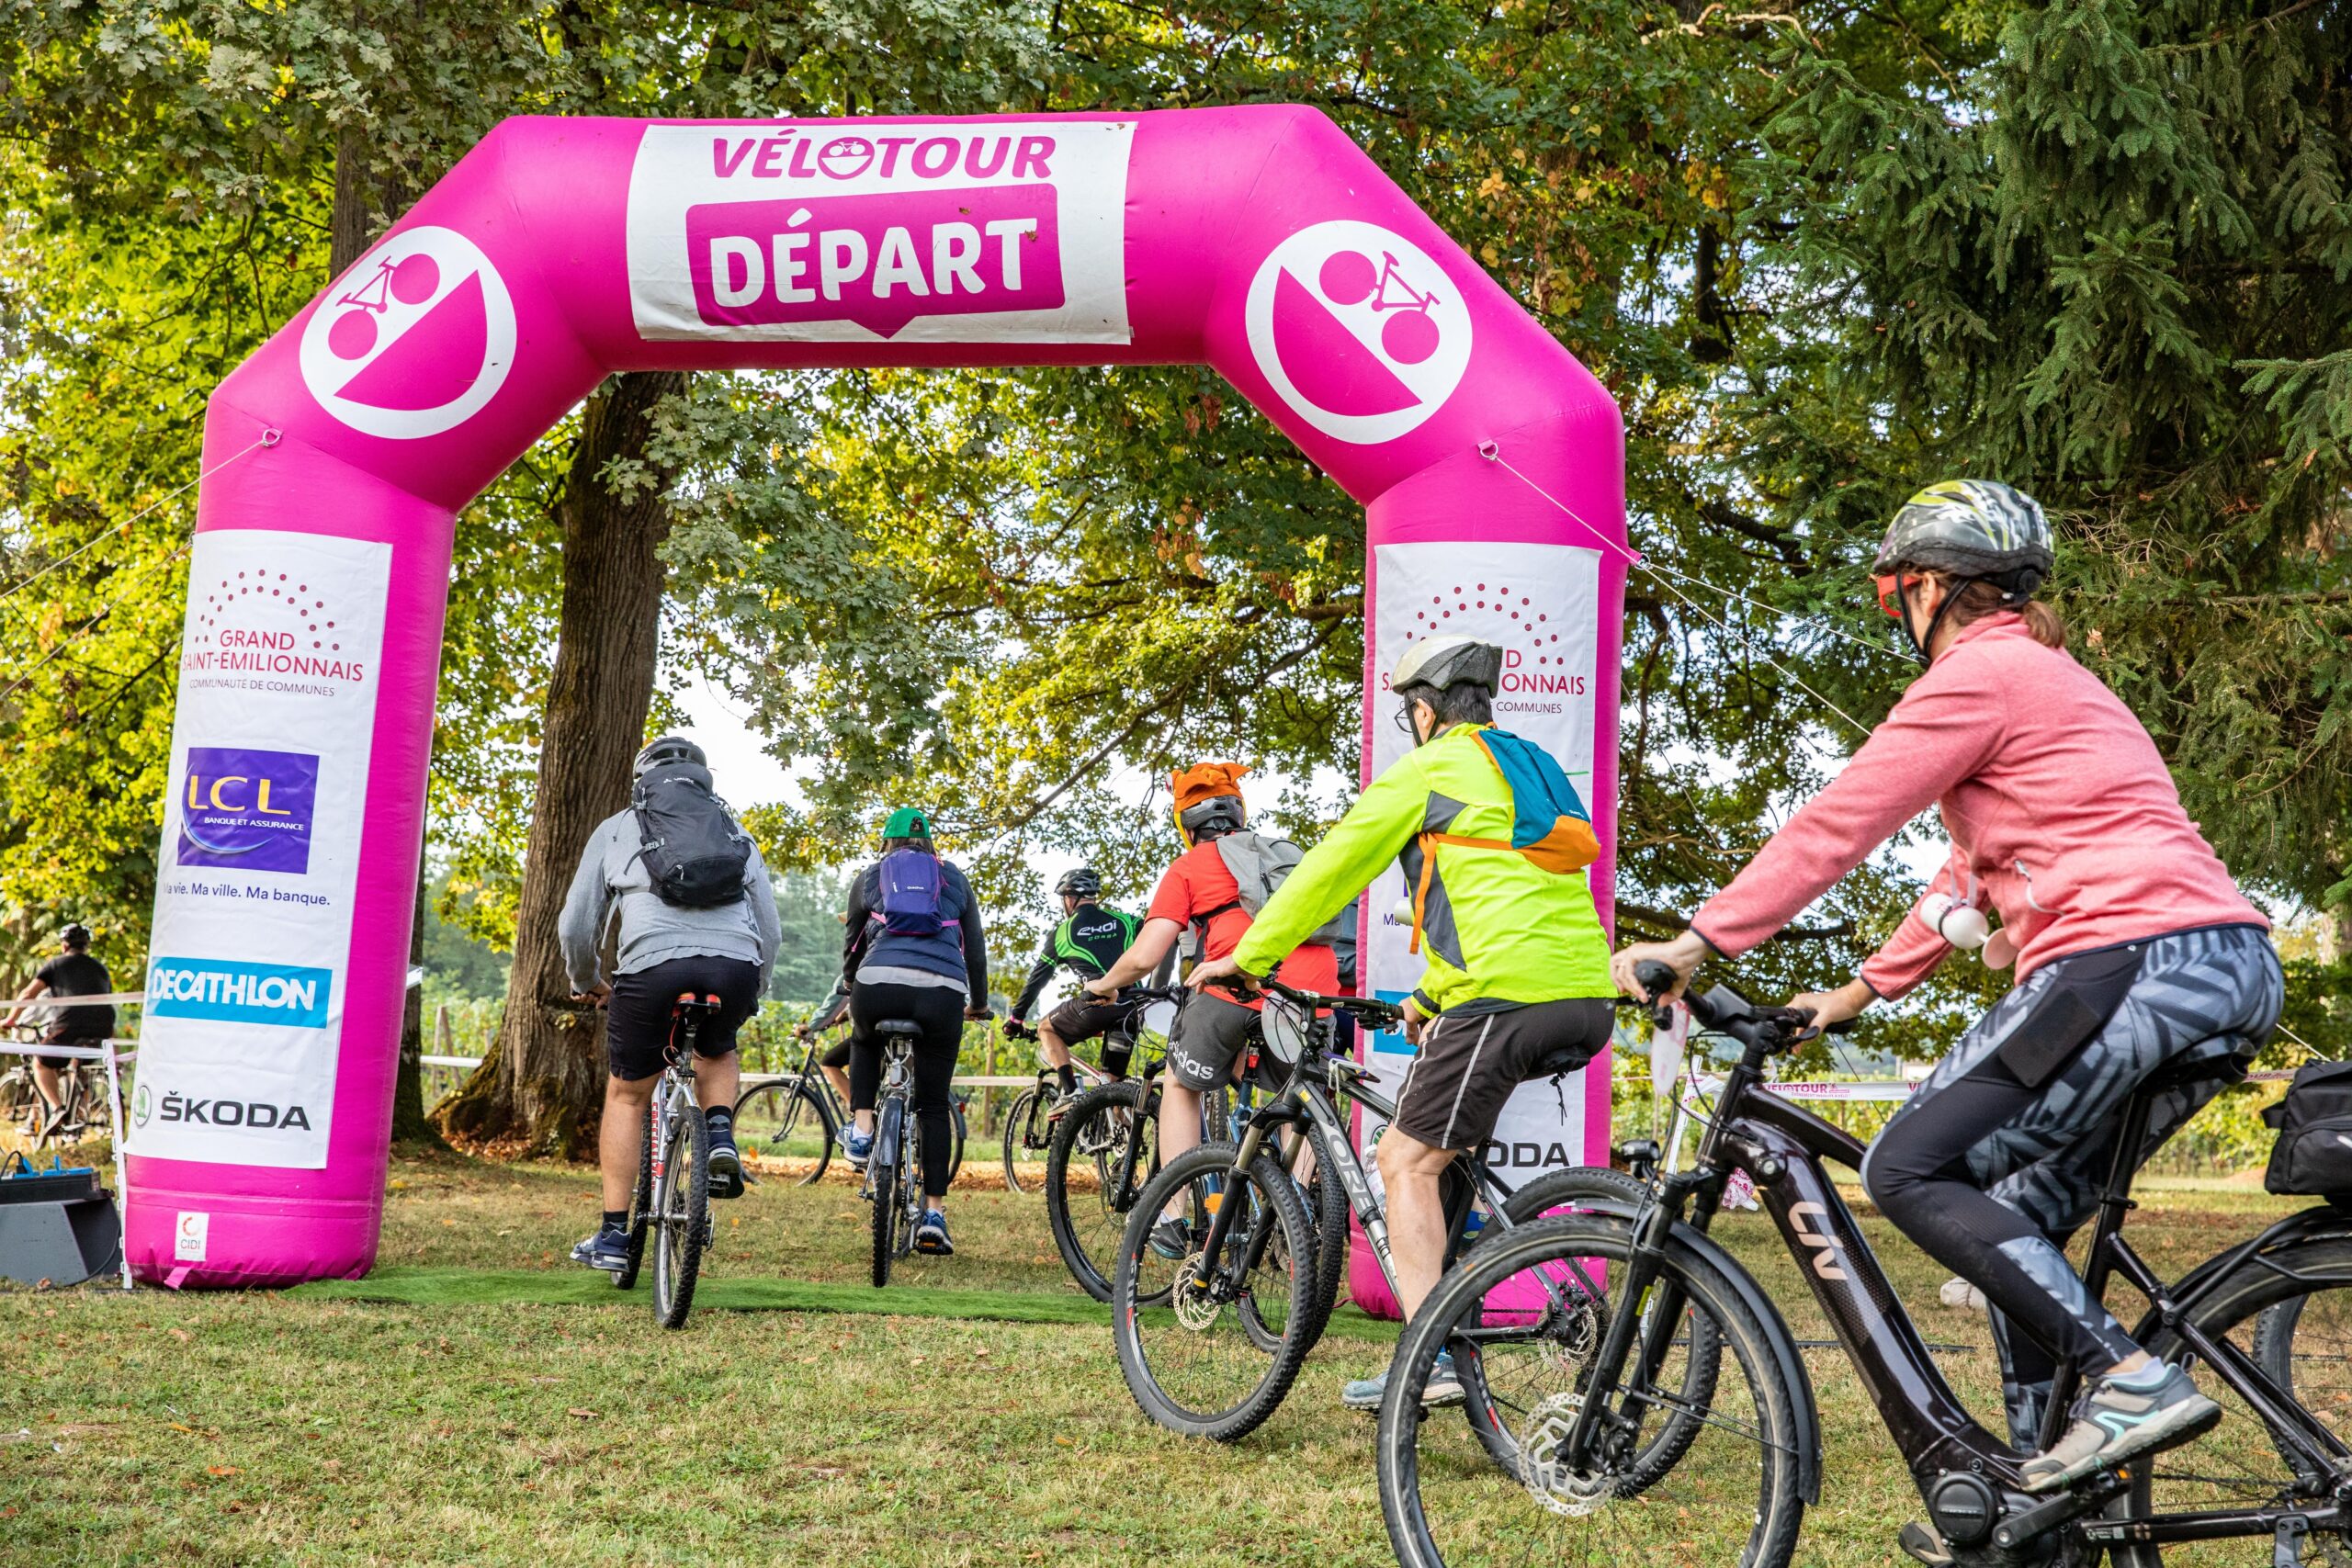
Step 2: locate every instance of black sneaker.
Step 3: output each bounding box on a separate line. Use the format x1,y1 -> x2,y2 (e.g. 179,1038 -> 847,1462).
570,1225 -> 630,1271
707,1117 -> 744,1200
915,1209 -> 954,1255
2019,1361 -> 2221,1493
1149,1216 -> 1193,1260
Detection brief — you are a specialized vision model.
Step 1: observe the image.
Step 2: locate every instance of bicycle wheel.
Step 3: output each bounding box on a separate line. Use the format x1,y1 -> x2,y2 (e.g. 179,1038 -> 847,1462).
1113,1141 -> 1318,1442
1379,1213 -> 1806,1568
614,1101 -> 653,1291
869,1097 -> 905,1289
1046,1077 -> 1158,1302
1454,1165 -> 1725,1485
1257,1122 -> 1349,1357
1001,1086 -> 1047,1194
650,1090 -> 711,1330
2109,1233 -> 2352,1565
732,1078 -> 832,1186
944,1097 -> 968,1185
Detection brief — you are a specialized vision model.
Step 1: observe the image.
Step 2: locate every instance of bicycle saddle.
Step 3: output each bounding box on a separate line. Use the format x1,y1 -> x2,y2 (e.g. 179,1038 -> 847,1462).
875,1019 -> 922,1036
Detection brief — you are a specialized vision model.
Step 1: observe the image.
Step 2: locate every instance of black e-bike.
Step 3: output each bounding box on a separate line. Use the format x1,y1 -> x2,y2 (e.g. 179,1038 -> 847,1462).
1377,964 -> 2352,1566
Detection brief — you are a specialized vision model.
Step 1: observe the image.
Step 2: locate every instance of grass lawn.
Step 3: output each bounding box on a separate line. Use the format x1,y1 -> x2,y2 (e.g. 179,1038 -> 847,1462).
1,1144 -> 2312,1566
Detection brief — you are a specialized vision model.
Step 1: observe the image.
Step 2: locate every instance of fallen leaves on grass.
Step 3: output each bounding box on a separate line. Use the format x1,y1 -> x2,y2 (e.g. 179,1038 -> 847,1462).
207,1466 -> 241,1477
566,1408 -> 598,1420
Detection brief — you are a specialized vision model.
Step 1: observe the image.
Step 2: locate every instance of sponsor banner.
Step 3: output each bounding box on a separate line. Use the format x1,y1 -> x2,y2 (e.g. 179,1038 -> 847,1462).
625,120 -> 1135,345
132,531 -> 391,1168
1363,539 -> 1603,1172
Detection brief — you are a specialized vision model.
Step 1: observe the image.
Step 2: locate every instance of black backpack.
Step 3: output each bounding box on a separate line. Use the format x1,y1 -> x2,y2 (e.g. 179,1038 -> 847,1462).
2262,1062 -> 2352,1199
630,762 -> 752,908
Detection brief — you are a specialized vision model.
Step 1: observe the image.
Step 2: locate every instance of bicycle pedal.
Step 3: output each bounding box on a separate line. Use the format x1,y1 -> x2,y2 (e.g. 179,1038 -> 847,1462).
1991,1472 -> 2127,1551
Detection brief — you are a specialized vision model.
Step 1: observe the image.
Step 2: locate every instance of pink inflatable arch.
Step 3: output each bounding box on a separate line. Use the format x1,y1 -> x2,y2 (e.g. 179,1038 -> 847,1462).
125,107 -> 1624,1289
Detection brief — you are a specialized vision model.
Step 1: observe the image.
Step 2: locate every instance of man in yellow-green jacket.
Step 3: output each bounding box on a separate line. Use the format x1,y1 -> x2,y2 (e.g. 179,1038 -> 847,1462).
1188,633 -> 1615,1411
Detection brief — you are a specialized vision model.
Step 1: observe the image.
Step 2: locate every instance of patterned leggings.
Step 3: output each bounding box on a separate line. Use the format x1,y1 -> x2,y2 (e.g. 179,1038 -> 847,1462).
1860,924 -> 2283,1449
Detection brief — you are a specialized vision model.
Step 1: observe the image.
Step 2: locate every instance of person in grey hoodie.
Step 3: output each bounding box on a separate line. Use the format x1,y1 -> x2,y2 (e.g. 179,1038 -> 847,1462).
559,736 -> 781,1271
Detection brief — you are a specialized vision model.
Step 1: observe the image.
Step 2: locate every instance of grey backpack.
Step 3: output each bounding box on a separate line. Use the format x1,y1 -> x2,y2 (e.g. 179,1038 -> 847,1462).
1207,829 -> 1351,948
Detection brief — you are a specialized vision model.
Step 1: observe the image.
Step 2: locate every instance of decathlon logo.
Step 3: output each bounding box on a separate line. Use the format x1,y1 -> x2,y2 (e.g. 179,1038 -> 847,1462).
1244,220 -> 1473,446
147,957 -> 332,1029
298,225 -> 516,439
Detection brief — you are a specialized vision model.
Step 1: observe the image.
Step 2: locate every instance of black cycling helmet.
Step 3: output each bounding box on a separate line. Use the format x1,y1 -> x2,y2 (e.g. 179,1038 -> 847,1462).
1055,866 -> 1103,900
1390,633 -> 1504,698
60,923 -> 90,950
633,735 -> 707,779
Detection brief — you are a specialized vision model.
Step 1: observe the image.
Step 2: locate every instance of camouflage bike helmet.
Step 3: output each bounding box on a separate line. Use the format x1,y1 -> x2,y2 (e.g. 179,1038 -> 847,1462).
1873,480 -> 2054,662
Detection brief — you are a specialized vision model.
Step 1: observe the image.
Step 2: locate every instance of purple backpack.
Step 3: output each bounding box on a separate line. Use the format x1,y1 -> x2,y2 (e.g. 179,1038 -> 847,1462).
877,847 -> 950,937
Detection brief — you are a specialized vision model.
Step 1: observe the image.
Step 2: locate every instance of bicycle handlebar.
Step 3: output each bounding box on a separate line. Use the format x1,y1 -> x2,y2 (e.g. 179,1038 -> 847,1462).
1254,976 -> 1406,1030
1630,959 -> 1850,1053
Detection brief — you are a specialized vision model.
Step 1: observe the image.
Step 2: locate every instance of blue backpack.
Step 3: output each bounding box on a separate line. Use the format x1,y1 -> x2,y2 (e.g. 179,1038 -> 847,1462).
876,847 -> 951,937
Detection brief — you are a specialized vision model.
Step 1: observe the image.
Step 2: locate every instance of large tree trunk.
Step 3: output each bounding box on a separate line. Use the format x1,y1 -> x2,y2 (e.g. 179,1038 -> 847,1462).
435,370 -> 685,1156
333,124 -> 442,1149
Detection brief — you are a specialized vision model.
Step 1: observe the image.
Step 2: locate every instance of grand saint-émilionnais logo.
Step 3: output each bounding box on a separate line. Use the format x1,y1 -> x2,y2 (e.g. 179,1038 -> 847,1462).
181,565 -> 368,685
1382,576 -> 1587,699
176,746 -> 319,874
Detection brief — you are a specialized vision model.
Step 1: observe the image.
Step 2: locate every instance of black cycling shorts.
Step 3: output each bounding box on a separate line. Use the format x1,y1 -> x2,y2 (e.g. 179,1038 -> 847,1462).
1389,998 -> 1612,1154
36,1036 -> 100,1072
820,1036 -> 854,1071
1042,991 -> 1141,1047
605,955 -> 761,1082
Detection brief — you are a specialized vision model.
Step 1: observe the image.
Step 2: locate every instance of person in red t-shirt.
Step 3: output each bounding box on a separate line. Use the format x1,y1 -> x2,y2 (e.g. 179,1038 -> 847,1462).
1084,761 -> 1337,1258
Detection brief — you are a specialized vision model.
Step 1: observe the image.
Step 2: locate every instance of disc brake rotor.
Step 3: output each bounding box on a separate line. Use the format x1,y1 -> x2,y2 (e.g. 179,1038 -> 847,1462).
1516,1391 -> 1623,1517
1171,1253 -> 1224,1332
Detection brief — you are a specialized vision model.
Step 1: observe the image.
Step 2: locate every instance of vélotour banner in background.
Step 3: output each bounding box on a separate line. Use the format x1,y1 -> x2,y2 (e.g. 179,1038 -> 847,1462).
129,531 -> 390,1169
1359,538 -> 1604,1192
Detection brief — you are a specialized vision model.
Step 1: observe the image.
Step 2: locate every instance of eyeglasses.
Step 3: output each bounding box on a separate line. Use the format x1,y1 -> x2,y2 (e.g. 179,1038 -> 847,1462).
1394,702 -> 1419,736
1874,573 -> 1907,620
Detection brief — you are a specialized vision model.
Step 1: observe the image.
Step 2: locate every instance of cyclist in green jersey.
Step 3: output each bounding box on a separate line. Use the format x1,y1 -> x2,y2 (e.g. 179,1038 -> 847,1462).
1189,634 -> 1618,1410
1003,867 -> 1146,1101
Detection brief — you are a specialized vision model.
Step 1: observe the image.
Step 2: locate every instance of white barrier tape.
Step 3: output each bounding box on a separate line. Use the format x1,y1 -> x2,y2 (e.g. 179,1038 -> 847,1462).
8,969 -> 423,1012
0,1040 -> 137,1062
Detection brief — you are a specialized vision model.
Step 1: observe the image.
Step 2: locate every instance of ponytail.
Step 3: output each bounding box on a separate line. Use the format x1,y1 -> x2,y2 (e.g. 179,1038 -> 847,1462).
1936,575 -> 2067,650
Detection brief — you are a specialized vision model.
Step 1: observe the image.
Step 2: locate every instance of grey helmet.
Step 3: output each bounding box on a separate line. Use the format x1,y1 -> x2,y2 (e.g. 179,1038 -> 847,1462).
633,735 -> 707,779
1390,633 -> 1504,697
1055,866 -> 1103,900
1872,480 -> 2053,597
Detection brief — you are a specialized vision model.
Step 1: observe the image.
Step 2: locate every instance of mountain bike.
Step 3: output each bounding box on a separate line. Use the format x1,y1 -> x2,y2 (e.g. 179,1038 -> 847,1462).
1377,962 -> 2352,1567
865,1018 -> 933,1289
999,1018 -> 1117,1195
611,992 -> 719,1330
1042,987 -> 1246,1303
1110,977 -> 1648,1443
733,1023 -> 967,1187
0,1028 -> 111,1152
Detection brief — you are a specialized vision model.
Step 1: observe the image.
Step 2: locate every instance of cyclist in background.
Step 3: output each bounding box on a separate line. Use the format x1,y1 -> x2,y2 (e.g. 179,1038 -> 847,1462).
1,924 -> 116,1115
1083,762 -> 1340,1259
1004,866 -> 1145,1105
838,807 -> 991,1257
561,737 -> 780,1271
1190,635 -> 1615,1410
1611,481 -> 2281,1529
800,973 -> 857,1155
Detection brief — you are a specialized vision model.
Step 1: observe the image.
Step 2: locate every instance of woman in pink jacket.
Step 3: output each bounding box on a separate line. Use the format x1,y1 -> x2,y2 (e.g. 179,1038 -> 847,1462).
1613,481 -> 2282,1517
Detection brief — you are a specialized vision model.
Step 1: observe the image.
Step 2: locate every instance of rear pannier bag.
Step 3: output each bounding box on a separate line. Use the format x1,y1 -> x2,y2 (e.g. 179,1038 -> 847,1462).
2262,1062 -> 2352,1198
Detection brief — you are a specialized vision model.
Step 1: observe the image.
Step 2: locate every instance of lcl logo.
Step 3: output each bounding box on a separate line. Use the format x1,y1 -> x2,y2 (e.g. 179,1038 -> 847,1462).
1789,1201 -> 1849,1281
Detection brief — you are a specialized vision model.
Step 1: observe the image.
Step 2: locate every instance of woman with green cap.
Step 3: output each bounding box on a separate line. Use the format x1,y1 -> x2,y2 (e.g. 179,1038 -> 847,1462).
835,807 -> 991,1255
